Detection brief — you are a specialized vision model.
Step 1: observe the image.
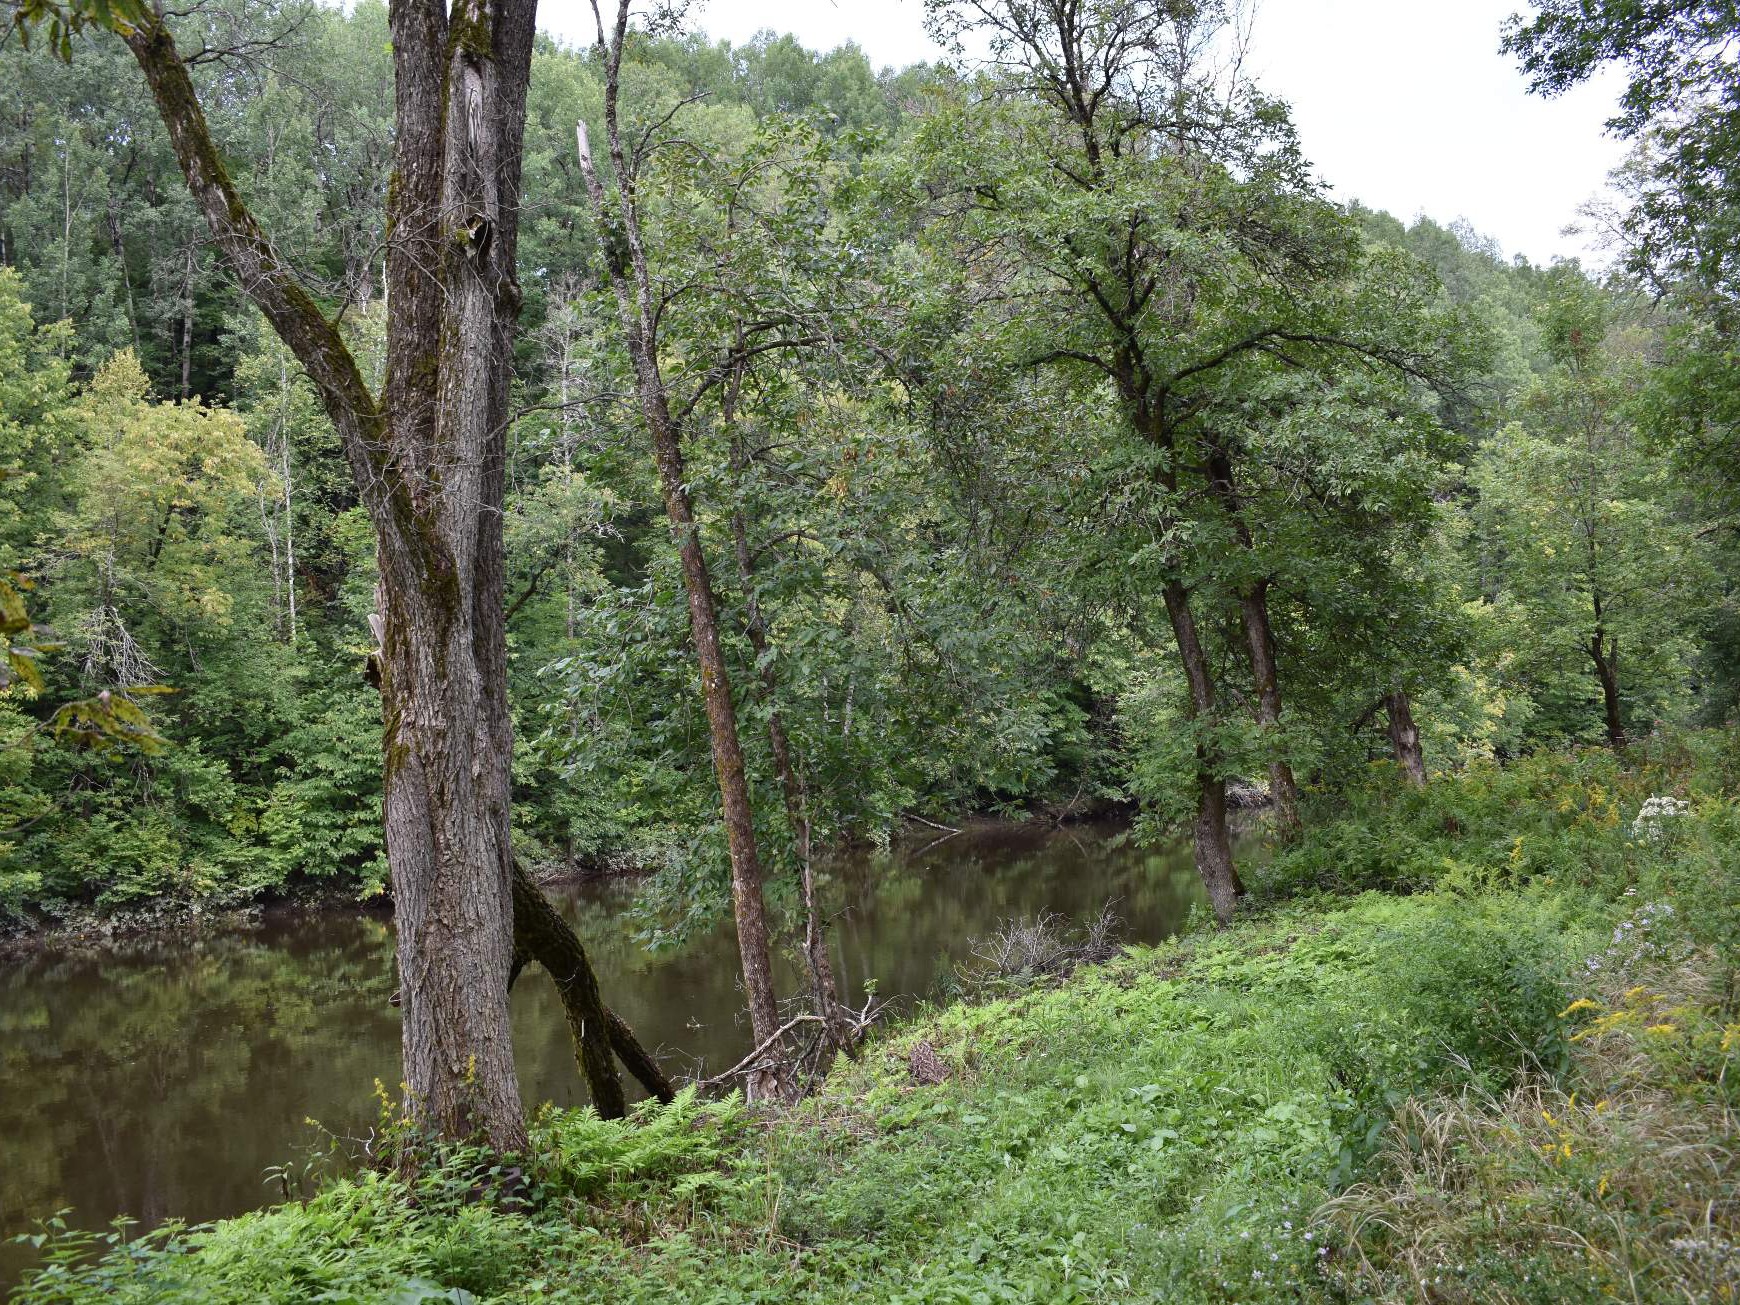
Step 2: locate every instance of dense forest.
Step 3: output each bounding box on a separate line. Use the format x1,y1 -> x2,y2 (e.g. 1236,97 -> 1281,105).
0,0 -> 1736,1300
0,0 -> 1727,933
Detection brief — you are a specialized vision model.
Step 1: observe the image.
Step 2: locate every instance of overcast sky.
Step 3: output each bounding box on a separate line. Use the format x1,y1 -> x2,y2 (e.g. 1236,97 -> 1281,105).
539,0 -> 1630,267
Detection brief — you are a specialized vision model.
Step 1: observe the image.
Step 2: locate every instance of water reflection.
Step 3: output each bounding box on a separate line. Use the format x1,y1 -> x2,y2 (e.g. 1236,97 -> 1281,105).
0,820 -> 1211,1283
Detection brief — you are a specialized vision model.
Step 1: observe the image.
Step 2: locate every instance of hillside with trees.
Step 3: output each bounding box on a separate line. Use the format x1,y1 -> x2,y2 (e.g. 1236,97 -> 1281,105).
0,0 -> 1735,1300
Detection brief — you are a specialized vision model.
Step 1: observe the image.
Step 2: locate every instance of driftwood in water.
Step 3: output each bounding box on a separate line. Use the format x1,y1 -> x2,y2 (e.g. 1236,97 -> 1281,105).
509,859 -> 675,1115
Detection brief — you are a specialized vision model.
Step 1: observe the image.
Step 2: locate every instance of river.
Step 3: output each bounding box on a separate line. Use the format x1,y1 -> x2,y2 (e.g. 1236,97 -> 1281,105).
0,820 -> 1217,1285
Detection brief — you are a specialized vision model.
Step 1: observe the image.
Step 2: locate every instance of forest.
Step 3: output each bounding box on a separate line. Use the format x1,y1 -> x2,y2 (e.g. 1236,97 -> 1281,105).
0,0 -> 1736,1300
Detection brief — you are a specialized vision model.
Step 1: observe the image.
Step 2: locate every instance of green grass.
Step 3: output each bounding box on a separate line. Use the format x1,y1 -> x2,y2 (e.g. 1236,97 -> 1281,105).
12,735 -> 1738,1303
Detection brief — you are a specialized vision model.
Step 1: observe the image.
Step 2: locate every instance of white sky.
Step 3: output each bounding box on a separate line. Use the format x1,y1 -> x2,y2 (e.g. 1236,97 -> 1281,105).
538,0 -> 1630,268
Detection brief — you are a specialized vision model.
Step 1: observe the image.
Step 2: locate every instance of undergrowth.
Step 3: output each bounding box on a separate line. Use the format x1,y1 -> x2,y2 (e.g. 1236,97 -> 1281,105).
10,733 -> 1737,1303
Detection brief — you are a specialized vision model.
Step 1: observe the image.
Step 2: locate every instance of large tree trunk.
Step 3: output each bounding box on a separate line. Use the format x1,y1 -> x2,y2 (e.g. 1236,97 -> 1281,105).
373,0 -> 537,1154
122,0 -> 542,1153
574,28 -> 782,1096
1385,690 -> 1427,787
1162,579 -> 1244,924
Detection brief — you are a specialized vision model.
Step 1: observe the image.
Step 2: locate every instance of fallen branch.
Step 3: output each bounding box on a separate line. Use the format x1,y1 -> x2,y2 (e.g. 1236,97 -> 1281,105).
696,992 -> 889,1096
700,1014 -> 823,1090
905,812 -> 962,834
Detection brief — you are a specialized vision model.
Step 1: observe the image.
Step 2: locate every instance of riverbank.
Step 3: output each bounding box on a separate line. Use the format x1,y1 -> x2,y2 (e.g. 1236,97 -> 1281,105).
11,736 -> 1737,1303
0,857 -> 633,957
0,807 -> 1108,952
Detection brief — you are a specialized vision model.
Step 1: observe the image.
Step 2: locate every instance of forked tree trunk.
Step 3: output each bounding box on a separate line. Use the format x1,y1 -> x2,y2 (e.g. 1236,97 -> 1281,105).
122,0 -> 542,1152
509,860 -> 625,1118
600,1004 -> 676,1105
574,19 -> 782,1096
1162,579 -> 1244,924
1385,690 -> 1427,787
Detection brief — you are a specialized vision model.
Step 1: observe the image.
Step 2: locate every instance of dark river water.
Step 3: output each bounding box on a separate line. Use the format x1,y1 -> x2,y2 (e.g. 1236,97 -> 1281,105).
0,821 -> 1217,1285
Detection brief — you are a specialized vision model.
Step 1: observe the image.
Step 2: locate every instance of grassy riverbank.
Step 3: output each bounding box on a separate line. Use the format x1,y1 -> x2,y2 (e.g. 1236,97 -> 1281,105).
13,737 -> 1738,1303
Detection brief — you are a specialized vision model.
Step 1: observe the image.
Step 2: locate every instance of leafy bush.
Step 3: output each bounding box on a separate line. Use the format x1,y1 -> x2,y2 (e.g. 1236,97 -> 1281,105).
1256,733 -> 1735,905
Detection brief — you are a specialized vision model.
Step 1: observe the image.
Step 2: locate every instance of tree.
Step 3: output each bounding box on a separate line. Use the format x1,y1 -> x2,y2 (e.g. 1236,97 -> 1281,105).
11,0 -> 551,1151
1505,0 -> 1740,304
574,0 -> 837,1093
1505,0 -> 1740,735
1471,268 -> 1712,748
57,350 -> 268,677
909,0 -> 1472,917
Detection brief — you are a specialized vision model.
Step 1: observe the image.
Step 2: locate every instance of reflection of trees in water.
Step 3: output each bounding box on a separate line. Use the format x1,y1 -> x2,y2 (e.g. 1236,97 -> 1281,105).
546,821 -> 1214,1078
1,823 -> 1218,1284
0,916 -> 398,1279
823,823 -> 1211,1010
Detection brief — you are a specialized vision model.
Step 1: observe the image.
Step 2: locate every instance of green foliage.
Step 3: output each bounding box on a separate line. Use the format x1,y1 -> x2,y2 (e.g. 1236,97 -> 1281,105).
1466,271 -> 1714,746
1256,731 -> 1734,902
8,888 -> 1588,1302
6,0 -> 148,64
1316,758 -> 1740,1304
0,0 -> 1730,936
529,1086 -> 748,1203
1,1 -> 1735,1298
12,738 -> 1737,1301
1506,0 -> 1740,302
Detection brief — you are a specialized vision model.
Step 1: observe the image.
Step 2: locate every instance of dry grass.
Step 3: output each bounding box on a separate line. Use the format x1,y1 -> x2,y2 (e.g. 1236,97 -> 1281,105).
1315,945 -> 1739,1304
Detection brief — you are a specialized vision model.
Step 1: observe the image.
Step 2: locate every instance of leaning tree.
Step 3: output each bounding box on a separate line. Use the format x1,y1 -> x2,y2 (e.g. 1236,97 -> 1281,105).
9,0 -> 552,1151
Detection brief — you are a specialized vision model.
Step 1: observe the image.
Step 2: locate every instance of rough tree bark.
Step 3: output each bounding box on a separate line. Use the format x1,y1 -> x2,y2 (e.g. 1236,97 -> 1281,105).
1385,690 -> 1427,787
116,0 -> 541,1151
576,0 -> 782,1096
